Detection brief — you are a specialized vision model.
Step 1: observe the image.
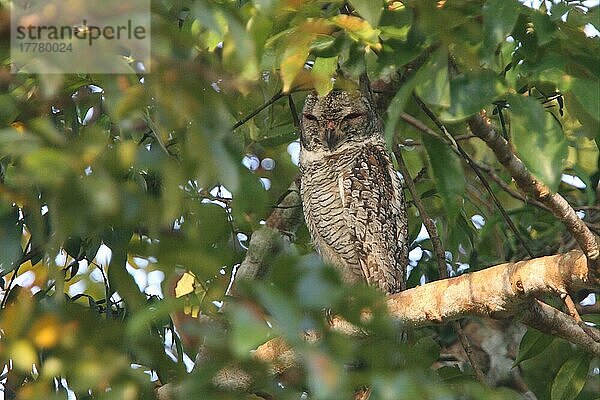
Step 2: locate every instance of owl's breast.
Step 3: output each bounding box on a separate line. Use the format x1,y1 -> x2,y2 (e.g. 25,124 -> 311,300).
299,147 -> 364,283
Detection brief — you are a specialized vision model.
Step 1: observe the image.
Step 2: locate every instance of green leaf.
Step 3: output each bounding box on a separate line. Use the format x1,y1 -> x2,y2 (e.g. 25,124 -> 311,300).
349,0 -> 383,27
64,236 -> 83,260
0,128 -> 42,157
550,352 -> 592,400
0,203 -> 22,276
253,282 -> 303,340
312,56 -> 339,96
104,227 -> 146,311
508,94 -> 568,192
529,8 -> 557,46
230,169 -> 269,230
482,0 -> 522,57
22,148 -> 75,187
415,47 -> 450,108
310,34 -> 345,58
406,336 -> 441,368
437,366 -> 476,383
444,69 -> 506,121
296,258 -> 343,309
563,91 -> 599,139
422,135 -> 465,222
257,124 -> 297,147
514,328 -> 554,366
384,74 -> 418,144
0,97 -> 19,126
83,235 -> 102,261
229,302 -> 272,357
570,78 -> 600,122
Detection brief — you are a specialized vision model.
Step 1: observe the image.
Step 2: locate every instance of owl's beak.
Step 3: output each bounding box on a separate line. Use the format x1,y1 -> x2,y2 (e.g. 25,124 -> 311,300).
324,121 -> 337,150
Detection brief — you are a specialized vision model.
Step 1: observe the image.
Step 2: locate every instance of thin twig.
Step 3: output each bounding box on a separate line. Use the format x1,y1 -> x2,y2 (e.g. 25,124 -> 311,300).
576,302 -> 600,315
454,320 -> 488,383
394,149 -> 446,278
412,96 -> 535,258
409,99 -> 596,338
1,265 -> 21,309
1,237 -> 32,309
576,206 -> 600,211
288,94 -> 299,129
231,90 -> 285,131
144,110 -> 177,158
394,148 -> 488,384
475,162 -> 549,211
90,260 -> 113,315
561,293 -> 583,323
476,163 -> 600,235
398,135 -> 476,148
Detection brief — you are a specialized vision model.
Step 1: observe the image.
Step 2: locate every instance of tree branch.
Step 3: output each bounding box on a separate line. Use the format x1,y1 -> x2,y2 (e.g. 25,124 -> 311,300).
231,90 -> 285,131
521,299 -> 600,352
467,112 -> 600,276
228,180 -> 303,294
412,97 -> 536,257
159,86 -> 600,400
248,250 -> 599,389
257,251 -> 597,364
384,251 -> 593,325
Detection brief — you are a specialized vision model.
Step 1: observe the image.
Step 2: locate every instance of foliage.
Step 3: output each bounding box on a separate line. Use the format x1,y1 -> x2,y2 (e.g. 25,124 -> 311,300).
0,0 -> 598,399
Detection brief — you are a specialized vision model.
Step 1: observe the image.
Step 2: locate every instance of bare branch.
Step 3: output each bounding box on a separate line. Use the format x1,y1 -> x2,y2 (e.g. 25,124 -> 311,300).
577,302 -> 600,315
231,90 -> 285,131
385,251 -> 593,325
521,300 -> 599,354
245,250 -> 599,388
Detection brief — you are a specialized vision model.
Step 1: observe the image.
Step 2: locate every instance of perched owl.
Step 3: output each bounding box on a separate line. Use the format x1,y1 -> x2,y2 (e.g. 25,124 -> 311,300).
299,89 -> 408,295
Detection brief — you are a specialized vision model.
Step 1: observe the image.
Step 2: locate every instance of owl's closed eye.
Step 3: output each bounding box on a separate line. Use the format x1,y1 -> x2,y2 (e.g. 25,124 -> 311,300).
300,90 -> 376,152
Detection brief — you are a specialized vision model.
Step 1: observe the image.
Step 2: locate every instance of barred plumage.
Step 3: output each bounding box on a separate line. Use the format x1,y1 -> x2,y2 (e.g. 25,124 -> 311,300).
299,90 -> 408,295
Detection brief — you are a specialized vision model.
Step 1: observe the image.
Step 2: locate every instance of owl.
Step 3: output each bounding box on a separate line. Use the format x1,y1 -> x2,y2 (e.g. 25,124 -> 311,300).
299,89 -> 408,295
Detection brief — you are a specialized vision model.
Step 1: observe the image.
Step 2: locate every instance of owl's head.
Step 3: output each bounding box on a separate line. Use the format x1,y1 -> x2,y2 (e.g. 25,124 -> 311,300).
299,90 -> 380,152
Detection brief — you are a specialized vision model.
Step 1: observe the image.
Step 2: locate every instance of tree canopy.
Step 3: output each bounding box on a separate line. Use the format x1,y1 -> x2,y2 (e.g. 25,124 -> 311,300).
0,1 -> 599,399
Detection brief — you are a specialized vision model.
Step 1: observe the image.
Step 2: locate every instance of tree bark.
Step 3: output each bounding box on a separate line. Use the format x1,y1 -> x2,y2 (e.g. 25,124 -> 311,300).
227,180 -> 303,295
253,251 -> 599,380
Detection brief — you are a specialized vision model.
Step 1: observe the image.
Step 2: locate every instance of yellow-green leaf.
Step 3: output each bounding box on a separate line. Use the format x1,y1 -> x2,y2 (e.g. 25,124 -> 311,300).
281,42 -> 310,92
312,56 -> 339,96
331,15 -> 381,49
10,340 -> 38,372
349,0 -> 383,27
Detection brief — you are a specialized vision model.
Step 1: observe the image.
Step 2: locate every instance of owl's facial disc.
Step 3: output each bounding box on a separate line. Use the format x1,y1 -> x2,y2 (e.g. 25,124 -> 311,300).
324,113 -> 365,150
301,90 -> 373,151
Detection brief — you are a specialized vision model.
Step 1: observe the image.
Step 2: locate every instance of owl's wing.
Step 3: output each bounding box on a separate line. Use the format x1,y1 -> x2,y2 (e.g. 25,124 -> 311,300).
342,144 -> 408,294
